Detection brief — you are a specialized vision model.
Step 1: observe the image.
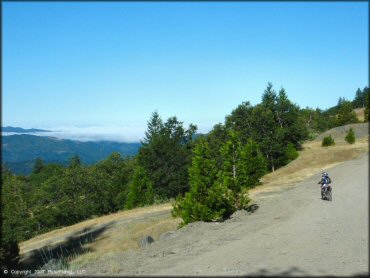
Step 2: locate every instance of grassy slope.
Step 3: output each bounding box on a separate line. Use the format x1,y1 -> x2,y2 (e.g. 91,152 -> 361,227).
355,108 -> 365,122
19,123 -> 369,269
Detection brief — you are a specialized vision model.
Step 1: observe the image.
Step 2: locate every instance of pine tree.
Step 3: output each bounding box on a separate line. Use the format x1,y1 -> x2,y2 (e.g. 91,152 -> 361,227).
219,132 -> 267,191
32,157 -> 44,174
125,166 -> 154,209
337,100 -> 358,126
139,112 -> 197,198
68,155 -> 81,168
238,139 -> 268,189
143,111 -> 163,144
172,137 -> 234,225
345,128 -> 356,144
261,82 -> 277,111
219,131 -> 241,192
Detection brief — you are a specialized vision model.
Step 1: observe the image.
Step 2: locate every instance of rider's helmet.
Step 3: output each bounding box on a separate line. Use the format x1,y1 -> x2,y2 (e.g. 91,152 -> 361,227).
322,172 -> 328,177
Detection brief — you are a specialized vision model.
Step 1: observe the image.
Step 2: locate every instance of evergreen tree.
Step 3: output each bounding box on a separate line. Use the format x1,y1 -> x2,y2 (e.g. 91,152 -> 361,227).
365,89 -> 370,122
239,139 -> 268,188
32,157 -> 44,174
219,132 -> 267,191
250,104 -> 283,172
261,82 -> 277,111
322,135 -> 335,147
207,123 -> 230,169
225,84 -> 307,172
96,153 -> 135,210
138,113 -> 197,198
225,101 -> 254,142
337,100 -> 358,126
68,155 -> 81,168
352,87 -> 368,109
172,137 -> 234,225
345,128 -> 356,144
143,111 -> 163,144
1,173 -> 28,270
125,166 -> 154,209
219,131 -> 242,192
1,175 -> 29,242
284,142 -> 299,163
337,97 -> 346,108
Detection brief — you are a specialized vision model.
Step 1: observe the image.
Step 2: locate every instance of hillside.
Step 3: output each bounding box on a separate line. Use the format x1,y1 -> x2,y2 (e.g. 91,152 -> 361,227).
354,108 -> 365,122
18,123 -> 369,274
2,134 -> 141,175
2,126 -> 51,133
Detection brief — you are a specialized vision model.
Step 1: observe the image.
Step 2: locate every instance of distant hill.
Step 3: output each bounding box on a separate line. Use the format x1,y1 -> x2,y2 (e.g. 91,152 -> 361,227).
2,134 -> 141,175
2,126 -> 51,133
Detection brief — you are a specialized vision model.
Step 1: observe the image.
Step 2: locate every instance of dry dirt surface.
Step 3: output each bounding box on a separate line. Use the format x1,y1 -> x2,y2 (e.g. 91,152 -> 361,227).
82,152 -> 368,276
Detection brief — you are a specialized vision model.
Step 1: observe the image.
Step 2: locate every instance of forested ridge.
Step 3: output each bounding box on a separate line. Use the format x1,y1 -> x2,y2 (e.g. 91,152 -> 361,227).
1,84 -> 369,270
2,135 -> 141,175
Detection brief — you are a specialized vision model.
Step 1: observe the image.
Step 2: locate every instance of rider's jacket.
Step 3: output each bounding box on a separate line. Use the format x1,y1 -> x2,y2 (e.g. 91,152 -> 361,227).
319,176 -> 331,185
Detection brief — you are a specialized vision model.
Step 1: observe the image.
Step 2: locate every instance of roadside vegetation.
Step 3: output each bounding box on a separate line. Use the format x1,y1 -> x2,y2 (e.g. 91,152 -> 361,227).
1,84 -> 369,270
345,128 -> 356,144
322,135 -> 335,147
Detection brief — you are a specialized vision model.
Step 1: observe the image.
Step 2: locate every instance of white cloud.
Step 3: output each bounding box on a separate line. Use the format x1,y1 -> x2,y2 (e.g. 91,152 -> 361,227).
50,126 -> 146,142
2,123 -> 215,143
3,126 -> 146,143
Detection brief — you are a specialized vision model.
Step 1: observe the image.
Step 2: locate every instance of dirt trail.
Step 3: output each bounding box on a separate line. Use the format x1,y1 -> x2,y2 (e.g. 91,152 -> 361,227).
84,153 -> 368,276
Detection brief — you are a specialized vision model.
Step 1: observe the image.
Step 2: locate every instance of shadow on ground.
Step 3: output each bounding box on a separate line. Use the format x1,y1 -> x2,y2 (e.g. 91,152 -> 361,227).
19,222 -> 114,270
246,266 -> 368,277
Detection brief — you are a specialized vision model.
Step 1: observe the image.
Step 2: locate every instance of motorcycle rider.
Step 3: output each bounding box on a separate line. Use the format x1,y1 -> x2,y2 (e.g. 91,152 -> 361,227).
318,172 -> 332,191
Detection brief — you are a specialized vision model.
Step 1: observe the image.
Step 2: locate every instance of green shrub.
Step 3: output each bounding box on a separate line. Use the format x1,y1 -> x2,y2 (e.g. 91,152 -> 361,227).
124,166 -> 154,209
285,143 -> 299,163
307,132 -> 319,141
345,128 -> 356,144
322,135 -> 335,147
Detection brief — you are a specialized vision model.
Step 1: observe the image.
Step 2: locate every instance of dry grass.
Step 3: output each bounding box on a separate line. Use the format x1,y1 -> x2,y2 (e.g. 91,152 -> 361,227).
68,215 -> 180,269
19,202 -> 181,270
355,108 -> 365,122
19,203 -> 174,255
250,136 -> 368,198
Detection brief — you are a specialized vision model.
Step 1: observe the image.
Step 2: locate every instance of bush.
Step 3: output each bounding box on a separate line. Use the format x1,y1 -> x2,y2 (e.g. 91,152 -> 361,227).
307,132 -> 319,141
322,135 -> 335,147
285,143 -> 299,163
345,128 -> 356,144
172,184 -> 236,226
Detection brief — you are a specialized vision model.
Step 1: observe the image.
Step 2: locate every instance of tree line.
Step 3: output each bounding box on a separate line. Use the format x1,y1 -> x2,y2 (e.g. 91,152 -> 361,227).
1,83 -> 368,270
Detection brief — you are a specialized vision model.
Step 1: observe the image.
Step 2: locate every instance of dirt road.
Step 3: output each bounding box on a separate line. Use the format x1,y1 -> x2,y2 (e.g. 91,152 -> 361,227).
84,153 -> 368,276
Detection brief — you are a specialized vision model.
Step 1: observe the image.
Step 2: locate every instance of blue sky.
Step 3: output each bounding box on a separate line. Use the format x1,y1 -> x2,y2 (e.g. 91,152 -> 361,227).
3,2 -> 369,142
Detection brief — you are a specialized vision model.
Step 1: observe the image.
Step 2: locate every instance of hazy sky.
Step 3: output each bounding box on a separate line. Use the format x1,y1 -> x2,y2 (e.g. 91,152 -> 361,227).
3,2 -> 368,142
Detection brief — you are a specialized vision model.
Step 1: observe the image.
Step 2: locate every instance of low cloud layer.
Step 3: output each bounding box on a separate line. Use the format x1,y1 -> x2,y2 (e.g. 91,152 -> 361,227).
3,126 -> 147,143
3,124 -> 215,143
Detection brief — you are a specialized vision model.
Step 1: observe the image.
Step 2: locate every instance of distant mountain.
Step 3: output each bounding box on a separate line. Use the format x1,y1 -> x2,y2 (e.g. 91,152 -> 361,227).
2,126 -> 51,133
2,134 -> 141,175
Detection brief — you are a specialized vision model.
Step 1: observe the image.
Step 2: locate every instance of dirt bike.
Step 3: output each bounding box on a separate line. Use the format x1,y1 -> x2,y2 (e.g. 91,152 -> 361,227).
321,184 -> 332,201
